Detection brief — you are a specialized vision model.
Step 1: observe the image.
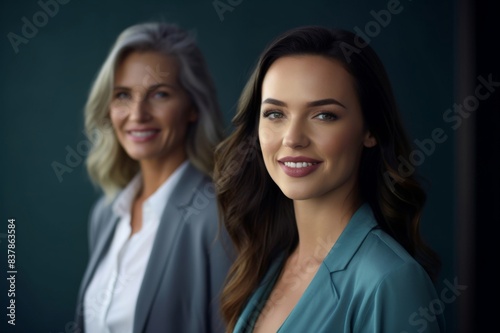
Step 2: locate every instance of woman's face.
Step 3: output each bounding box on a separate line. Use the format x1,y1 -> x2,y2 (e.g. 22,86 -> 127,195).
109,51 -> 197,164
258,55 -> 376,202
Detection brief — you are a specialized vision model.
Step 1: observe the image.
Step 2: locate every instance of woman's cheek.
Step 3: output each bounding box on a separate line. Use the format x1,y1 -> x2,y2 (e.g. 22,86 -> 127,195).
259,124 -> 281,150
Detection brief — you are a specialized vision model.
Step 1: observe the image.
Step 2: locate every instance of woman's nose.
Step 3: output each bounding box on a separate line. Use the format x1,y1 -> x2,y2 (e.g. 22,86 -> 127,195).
282,119 -> 309,149
128,97 -> 151,122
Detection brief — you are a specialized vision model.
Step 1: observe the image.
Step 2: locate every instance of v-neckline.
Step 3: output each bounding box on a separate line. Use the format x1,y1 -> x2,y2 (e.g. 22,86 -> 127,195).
253,253 -> 324,333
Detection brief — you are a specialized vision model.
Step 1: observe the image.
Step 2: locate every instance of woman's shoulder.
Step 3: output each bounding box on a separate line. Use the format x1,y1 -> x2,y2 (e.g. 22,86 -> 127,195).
176,163 -> 216,201
90,194 -> 111,213
348,227 -> 431,287
349,230 -> 444,332
329,203 -> 427,284
172,164 -> 220,229
87,194 -> 114,229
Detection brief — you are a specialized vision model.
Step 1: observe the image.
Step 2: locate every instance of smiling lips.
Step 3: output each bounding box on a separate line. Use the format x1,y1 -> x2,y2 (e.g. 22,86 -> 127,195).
126,129 -> 160,142
278,156 -> 322,177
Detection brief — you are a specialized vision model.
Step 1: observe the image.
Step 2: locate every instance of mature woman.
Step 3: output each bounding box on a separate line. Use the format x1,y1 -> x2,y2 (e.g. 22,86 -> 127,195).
74,22 -> 233,333
215,26 -> 445,332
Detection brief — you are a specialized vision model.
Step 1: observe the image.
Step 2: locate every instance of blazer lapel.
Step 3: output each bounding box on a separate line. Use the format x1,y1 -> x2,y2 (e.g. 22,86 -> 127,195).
133,163 -> 205,333
76,206 -> 119,327
279,203 -> 378,331
233,254 -> 285,333
322,203 -> 377,274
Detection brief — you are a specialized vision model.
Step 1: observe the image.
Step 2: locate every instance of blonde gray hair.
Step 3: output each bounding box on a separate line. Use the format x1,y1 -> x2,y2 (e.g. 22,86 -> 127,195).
84,22 -> 224,199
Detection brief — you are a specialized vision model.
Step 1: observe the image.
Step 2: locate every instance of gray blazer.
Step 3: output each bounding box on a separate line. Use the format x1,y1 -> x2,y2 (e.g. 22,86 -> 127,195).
74,163 -> 233,333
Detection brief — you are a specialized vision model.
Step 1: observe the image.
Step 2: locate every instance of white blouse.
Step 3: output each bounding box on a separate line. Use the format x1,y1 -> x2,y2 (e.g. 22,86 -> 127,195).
83,161 -> 189,333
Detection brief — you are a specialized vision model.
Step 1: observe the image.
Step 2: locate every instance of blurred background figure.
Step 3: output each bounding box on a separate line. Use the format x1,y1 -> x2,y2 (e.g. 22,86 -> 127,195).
74,22 -> 232,333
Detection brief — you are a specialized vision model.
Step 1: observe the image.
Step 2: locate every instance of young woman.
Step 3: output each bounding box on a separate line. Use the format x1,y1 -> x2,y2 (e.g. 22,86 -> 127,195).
74,22 -> 233,333
215,26 -> 445,332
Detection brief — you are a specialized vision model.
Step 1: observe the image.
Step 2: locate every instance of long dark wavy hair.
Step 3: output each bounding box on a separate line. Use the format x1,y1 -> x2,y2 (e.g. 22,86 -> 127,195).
214,25 -> 441,332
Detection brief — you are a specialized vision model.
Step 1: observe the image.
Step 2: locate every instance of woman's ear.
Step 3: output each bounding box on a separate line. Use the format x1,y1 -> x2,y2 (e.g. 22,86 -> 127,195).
363,131 -> 377,148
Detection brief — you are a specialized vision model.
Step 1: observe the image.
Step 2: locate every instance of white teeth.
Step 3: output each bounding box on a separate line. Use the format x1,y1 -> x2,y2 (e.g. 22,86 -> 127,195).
129,130 -> 157,137
284,162 -> 315,168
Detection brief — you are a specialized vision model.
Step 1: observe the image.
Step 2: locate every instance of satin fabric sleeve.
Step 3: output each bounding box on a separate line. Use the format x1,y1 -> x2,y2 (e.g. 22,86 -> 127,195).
355,261 -> 445,333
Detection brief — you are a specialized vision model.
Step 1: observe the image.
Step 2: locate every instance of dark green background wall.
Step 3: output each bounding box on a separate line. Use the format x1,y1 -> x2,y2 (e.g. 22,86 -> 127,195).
1,0 -> 457,332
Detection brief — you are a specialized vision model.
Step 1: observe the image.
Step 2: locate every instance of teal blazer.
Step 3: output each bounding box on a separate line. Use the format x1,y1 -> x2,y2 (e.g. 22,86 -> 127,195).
233,204 -> 445,333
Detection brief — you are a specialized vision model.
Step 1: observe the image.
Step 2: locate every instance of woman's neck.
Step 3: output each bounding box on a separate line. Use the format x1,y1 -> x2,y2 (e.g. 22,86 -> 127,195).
137,157 -> 186,200
292,192 -> 361,264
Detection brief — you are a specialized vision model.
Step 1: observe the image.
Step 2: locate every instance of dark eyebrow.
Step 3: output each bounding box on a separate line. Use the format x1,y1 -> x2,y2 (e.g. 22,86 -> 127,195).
306,98 -> 346,109
261,98 -> 346,109
261,98 -> 287,107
